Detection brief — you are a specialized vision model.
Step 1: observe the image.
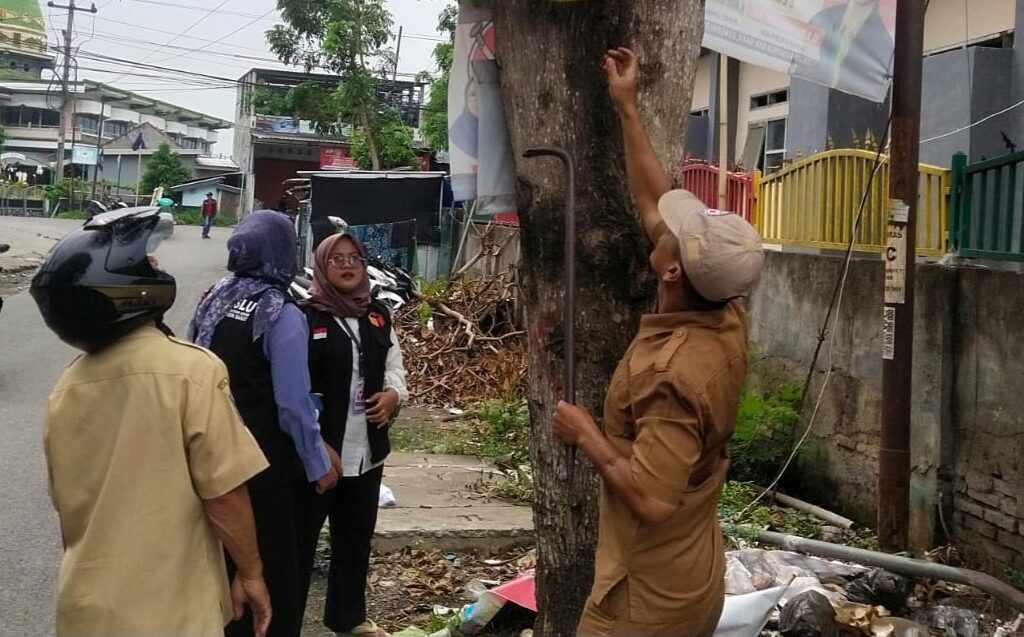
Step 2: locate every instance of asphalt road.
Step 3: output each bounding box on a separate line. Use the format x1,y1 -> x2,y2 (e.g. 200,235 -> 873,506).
0,217 -> 233,636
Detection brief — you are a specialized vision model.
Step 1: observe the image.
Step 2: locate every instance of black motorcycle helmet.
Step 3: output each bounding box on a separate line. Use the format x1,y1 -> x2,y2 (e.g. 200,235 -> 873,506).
31,207 -> 176,353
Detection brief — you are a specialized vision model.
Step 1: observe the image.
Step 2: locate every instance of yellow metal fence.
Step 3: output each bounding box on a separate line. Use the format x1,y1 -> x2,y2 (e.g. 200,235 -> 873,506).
755,149 -> 949,257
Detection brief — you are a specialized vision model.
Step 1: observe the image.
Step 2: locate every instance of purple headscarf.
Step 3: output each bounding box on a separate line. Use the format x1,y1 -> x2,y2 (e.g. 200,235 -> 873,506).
306,233 -> 371,318
188,210 -> 296,347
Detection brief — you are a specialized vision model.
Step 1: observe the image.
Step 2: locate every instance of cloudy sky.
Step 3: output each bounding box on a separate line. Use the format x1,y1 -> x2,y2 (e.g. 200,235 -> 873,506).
42,0 -> 452,155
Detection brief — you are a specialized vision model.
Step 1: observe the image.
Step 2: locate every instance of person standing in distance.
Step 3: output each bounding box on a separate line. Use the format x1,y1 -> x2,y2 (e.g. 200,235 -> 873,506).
202,191 -> 219,239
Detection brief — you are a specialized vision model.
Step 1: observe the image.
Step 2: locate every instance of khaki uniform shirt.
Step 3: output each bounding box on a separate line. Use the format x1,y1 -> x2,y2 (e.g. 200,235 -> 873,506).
44,325 -> 269,637
591,302 -> 747,628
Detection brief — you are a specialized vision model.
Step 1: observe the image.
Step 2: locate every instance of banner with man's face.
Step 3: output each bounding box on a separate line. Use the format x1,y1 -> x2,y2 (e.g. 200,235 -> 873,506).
704,0 -> 897,102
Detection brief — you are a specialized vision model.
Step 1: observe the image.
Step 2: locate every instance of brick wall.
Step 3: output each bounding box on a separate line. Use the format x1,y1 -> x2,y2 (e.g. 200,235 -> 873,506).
748,252 -> 1024,575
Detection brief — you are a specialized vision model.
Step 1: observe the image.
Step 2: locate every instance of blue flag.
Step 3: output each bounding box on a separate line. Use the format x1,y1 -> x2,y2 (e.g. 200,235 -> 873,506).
131,132 -> 146,151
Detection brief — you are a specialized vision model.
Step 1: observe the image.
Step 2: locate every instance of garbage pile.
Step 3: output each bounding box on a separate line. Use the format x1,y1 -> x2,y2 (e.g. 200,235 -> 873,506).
722,548 -> 1024,637
394,266 -> 526,407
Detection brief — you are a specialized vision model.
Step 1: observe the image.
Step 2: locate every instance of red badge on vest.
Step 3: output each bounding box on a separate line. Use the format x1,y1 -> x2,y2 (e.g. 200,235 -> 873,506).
313,327 -> 328,340
368,312 -> 385,328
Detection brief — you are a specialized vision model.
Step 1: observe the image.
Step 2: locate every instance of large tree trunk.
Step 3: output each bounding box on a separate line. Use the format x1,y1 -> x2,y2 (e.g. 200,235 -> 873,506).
491,3 -> 704,635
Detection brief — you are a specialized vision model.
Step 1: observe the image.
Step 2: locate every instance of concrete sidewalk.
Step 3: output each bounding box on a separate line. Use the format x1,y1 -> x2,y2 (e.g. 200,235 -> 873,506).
375,453 -> 534,554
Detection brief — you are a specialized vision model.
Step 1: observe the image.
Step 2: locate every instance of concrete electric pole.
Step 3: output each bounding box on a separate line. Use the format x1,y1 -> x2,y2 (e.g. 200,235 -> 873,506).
47,0 -> 98,181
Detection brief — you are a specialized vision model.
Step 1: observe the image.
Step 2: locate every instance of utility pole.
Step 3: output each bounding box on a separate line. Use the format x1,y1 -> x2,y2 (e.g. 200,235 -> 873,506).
48,0 -> 97,182
393,26 -> 403,85
879,0 -> 925,551
90,95 -> 106,199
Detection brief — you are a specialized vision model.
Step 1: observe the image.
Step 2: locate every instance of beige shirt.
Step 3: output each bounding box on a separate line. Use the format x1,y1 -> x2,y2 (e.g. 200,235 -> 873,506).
591,302 -> 748,628
44,325 -> 269,637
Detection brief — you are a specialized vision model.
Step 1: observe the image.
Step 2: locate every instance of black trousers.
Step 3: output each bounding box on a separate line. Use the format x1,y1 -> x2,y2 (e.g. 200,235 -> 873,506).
225,483 -> 303,637
296,464 -> 384,633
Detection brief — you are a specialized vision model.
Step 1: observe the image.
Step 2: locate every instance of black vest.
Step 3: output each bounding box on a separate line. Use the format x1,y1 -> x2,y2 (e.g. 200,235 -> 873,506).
209,292 -> 302,490
304,302 -> 393,465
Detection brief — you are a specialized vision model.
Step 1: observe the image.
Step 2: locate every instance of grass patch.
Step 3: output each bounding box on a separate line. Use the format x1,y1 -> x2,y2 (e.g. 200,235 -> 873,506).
389,417 -> 478,455
56,210 -> 87,220
719,480 -> 879,549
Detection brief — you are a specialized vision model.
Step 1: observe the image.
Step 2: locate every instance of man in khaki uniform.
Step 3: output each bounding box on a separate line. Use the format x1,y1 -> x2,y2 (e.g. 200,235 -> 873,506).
32,208 -> 274,637
553,48 -> 765,637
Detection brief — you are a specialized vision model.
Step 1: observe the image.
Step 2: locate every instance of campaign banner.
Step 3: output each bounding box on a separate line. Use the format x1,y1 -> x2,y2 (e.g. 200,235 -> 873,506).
703,0 -> 897,103
254,115 -> 300,134
448,0 -> 515,215
320,147 -> 356,170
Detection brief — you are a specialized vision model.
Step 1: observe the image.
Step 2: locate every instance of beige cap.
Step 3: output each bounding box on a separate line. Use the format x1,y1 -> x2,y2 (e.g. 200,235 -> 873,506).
657,189 -> 765,302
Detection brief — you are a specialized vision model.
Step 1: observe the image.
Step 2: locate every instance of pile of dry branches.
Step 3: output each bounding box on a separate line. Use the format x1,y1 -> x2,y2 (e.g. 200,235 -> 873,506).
396,261 -> 526,407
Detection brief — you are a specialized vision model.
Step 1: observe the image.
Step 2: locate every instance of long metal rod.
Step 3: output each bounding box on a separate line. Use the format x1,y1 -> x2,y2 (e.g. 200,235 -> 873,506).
523,147 -> 576,403
523,147 -> 577,489
879,0 -> 925,551
728,527 -> 1024,612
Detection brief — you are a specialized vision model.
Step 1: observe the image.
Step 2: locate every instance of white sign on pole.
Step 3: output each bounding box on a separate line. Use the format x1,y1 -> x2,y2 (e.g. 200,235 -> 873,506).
703,0 -> 897,103
71,146 -> 98,166
884,223 -> 907,305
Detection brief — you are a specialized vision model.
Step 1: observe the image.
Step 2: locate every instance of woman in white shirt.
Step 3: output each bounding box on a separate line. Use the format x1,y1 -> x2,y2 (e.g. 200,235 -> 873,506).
297,233 -> 408,637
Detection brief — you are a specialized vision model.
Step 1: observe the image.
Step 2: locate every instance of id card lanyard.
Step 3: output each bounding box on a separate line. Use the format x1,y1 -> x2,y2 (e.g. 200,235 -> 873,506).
335,317 -> 367,415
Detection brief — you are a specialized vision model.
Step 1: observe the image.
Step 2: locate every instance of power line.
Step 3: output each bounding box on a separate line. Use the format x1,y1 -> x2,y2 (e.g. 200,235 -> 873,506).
127,0 -> 275,20
104,0 -> 232,84
149,6 -> 278,66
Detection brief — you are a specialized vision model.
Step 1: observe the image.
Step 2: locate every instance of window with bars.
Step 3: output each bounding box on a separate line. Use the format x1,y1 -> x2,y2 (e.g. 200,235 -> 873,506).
104,121 -> 129,138
0,106 -> 60,128
75,114 -> 99,134
750,89 -> 789,110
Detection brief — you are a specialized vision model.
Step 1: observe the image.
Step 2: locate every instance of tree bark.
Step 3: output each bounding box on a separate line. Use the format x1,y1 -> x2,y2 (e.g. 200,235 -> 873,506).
490,3 -> 704,635
359,107 -> 383,171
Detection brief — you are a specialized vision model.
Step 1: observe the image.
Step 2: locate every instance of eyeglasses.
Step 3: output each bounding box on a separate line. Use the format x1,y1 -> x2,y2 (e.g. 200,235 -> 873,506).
327,254 -> 366,269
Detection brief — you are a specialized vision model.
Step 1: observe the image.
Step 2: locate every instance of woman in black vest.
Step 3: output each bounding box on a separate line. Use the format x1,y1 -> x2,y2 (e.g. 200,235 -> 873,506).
189,210 -> 341,637
296,233 -> 407,637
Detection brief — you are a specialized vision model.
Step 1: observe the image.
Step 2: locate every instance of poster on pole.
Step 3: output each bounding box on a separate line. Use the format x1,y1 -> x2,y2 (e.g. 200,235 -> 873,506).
703,0 -> 897,103
448,0 -> 516,217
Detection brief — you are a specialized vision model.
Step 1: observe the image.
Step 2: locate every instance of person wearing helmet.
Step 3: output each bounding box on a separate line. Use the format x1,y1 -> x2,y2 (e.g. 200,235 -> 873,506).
189,210 -> 342,637
551,49 -> 765,637
31,207 -> 273,637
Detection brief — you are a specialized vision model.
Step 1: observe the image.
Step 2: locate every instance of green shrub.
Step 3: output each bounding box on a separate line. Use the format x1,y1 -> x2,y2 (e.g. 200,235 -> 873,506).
472,399 -> 531,466
728,382 -> 805,485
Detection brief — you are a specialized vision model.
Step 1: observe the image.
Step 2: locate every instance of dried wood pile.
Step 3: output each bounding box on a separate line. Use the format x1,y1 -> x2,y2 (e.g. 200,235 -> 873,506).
396,259 -> 525,407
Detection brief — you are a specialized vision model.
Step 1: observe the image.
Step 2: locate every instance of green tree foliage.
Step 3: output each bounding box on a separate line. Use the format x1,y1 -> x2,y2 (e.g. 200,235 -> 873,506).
0,123 -> 7,149
139,142 -> 192,197
420,4 -> 456,151
350,118 -> 416,169
267,0 -> 402,170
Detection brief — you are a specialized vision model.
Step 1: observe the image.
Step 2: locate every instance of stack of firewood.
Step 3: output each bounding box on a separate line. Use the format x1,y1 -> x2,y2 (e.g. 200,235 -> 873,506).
395,265 -> 526,407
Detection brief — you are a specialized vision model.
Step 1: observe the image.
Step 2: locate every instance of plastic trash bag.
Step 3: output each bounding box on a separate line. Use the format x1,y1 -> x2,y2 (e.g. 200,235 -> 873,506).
724,554 -> 758,595
714,586 -> 789,637
913,606 -> 980,637
779,590 -> 842,637
379,484 -> 397,508
843,569 -> 914,611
